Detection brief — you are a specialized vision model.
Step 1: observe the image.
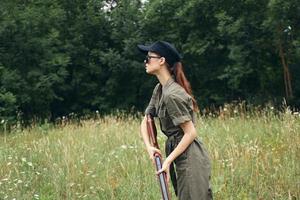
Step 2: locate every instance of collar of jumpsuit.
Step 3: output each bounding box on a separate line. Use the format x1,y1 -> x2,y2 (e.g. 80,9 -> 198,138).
162,77 -> 175,94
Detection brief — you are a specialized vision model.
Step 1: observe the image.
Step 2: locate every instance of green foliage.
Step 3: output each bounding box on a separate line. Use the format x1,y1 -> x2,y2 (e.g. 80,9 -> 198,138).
0,90 -> 16,124
263,0 -> 300,105
0,0 -> 299,123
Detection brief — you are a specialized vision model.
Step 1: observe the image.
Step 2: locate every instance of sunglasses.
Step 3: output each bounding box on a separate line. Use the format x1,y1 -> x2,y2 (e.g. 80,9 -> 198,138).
144,55 -> 161,63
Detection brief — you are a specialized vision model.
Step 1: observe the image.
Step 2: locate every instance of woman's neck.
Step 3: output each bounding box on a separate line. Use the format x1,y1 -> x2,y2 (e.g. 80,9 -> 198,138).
156,68 -> 172,86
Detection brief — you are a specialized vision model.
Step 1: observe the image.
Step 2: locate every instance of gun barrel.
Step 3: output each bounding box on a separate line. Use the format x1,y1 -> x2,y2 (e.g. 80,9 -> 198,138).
146,114 -> 171,200
154,154 -> 170,200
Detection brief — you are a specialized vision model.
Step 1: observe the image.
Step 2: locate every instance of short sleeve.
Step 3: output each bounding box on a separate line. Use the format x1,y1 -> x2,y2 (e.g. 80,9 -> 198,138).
144,84 -> 160,117
164,93 -> 193,126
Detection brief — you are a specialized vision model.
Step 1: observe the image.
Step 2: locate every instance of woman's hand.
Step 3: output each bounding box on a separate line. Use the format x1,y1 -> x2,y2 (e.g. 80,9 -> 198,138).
156,158 -> 171,183
147,146 -> 161,163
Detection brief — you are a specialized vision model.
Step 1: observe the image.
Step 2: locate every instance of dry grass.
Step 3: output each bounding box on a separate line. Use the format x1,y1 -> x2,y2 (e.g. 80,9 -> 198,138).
0,109 -> 299,199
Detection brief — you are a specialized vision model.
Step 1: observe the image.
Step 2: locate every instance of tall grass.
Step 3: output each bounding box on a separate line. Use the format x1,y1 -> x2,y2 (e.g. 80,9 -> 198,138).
0,109 -> 299,199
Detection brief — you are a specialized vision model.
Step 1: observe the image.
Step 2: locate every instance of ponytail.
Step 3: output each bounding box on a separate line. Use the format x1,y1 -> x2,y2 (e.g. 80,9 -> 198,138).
171,62 -> 199,112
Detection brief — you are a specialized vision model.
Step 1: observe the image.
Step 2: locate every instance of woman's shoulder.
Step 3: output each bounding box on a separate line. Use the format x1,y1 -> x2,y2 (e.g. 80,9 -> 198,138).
163,82 -> 191,102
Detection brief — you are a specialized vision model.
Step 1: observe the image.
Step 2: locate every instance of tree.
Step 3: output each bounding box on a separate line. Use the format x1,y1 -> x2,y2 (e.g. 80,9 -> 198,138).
264,0 -> 300,101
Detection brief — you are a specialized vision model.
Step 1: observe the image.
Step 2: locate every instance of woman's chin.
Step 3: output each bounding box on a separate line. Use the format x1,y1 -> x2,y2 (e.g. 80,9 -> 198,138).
145,69 -> 152,74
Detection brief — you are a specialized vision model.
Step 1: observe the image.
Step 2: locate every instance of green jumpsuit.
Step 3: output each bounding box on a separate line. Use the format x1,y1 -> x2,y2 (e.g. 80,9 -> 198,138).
145,78 -> 213,200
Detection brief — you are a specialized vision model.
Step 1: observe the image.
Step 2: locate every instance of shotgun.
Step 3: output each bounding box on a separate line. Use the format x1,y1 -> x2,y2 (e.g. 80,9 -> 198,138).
146,114 -> 171,200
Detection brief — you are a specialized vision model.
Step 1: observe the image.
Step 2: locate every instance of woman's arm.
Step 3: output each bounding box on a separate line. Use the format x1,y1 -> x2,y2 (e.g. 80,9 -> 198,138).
140,115 -> 161,160
140,115 -> 152,149
157,120 -> 196,179
165,120 -> 197,164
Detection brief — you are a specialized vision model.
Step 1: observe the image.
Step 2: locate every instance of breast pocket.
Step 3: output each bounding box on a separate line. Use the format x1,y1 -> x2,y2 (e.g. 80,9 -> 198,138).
157,107 -> 167,131
158,107 -> 166,118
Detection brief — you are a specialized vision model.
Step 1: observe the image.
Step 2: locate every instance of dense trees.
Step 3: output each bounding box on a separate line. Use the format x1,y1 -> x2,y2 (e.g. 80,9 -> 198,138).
0,0 -> 299,125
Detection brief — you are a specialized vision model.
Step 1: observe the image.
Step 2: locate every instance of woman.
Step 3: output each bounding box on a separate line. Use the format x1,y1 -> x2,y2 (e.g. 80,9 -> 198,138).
138,41 -> 213,200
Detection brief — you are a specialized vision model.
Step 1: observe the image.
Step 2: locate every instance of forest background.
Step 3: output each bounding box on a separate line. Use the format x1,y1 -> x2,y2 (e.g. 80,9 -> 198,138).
1,0 -> 300,126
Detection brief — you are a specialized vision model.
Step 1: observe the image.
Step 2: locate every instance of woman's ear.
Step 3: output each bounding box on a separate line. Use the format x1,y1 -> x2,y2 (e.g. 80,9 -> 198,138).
159,57 -> 166,65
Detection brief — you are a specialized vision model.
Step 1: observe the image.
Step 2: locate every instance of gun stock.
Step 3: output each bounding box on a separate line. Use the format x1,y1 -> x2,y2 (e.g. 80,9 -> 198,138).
146,114 -> 171,200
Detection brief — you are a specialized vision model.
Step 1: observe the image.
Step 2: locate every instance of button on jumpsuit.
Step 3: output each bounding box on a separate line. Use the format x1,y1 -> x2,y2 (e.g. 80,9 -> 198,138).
145,78 -> 213,200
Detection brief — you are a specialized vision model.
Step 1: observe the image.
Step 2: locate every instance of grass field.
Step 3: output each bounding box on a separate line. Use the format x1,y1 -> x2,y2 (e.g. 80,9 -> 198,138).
0,108 -> 299,199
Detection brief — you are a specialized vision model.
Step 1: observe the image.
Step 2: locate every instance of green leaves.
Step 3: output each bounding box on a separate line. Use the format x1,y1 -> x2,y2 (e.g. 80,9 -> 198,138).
0,0 -> 299,124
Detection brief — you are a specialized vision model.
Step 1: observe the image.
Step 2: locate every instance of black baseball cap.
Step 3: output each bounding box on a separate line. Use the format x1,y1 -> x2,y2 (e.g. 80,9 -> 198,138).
137,41 -> 182,67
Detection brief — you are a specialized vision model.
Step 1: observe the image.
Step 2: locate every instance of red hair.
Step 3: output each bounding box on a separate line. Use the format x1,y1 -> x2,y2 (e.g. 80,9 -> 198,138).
172,62 -> 199,112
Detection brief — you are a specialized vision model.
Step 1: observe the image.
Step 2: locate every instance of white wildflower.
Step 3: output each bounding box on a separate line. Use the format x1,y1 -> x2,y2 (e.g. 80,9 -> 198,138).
34,194 -> 39,199
86,171 -> 93,176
